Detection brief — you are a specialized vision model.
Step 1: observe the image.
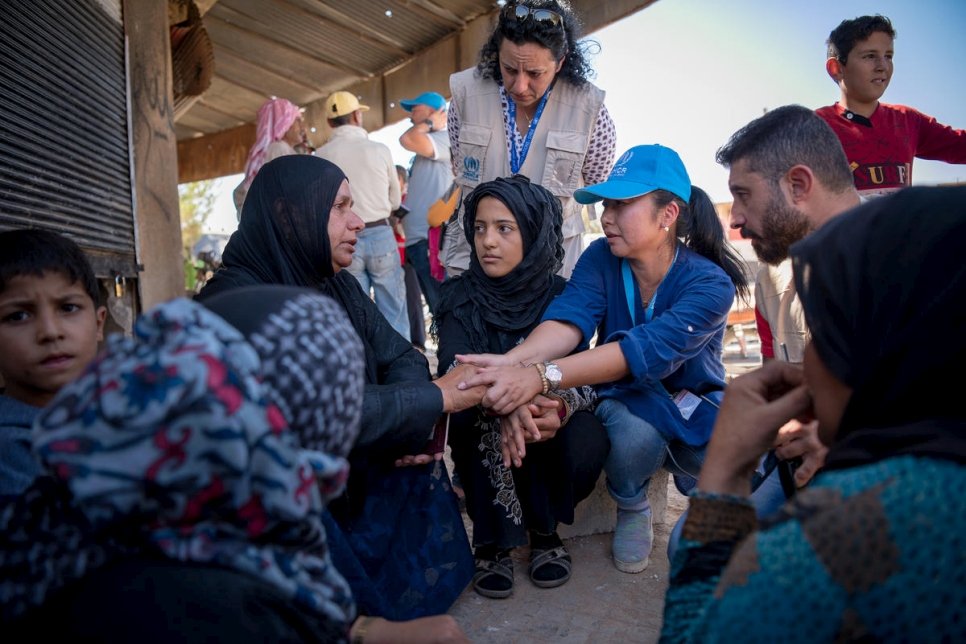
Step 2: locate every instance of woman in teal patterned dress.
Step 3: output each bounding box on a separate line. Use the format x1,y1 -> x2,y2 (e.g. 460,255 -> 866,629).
661,186 -> 966,643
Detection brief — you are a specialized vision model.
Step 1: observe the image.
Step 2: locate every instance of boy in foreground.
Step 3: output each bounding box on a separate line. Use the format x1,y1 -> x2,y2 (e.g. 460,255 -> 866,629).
0,229 -> 106,495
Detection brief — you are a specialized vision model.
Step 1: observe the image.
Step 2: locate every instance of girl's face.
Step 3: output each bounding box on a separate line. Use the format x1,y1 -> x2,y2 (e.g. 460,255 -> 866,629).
327,180 -> 364,273
473,196 -> 524,279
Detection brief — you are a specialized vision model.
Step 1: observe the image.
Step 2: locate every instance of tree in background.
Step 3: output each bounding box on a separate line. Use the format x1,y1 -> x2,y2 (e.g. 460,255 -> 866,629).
178,179 -> 216,253
179,180 -> 216,294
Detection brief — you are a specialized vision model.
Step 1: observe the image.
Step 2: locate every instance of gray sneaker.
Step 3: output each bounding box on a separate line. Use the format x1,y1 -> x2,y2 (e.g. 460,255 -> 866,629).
612,506 -> 653,573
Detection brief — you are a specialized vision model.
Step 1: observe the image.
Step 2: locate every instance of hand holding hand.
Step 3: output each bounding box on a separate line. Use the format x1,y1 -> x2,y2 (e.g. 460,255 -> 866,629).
499,412 -> 530,468
458,364 -> 543,415
698,361 -> 812,497
434,363 -> 486,412
774,419 -> 827,487
454,352 -> 518,368
526,394 -> 562,441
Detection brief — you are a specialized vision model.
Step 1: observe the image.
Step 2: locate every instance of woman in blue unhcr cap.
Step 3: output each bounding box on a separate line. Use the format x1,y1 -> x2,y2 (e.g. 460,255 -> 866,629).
457,144 -> 748,574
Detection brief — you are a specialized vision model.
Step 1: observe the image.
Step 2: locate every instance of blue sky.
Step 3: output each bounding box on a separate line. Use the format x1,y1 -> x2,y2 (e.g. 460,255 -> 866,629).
206,0 -> 966,232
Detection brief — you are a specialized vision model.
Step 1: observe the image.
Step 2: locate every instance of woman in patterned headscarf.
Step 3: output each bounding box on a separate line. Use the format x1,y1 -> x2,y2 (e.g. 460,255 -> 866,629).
661,186 -> 966,642
1,287 -> 364,641
199,154 -> 479,623
435,175 -> 609,598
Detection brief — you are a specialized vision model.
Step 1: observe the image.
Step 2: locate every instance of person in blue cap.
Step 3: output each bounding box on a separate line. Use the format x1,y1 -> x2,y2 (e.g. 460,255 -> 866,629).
456,144 -> 748,573
397,91 -> 452,330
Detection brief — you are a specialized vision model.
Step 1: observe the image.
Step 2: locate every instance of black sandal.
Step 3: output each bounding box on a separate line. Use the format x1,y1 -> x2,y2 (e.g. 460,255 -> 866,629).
472,548 -> 513,599
528,532 -> 572,588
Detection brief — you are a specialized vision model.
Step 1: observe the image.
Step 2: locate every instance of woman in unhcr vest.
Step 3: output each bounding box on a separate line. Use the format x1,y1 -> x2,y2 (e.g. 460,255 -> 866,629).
444,0 -> 617,279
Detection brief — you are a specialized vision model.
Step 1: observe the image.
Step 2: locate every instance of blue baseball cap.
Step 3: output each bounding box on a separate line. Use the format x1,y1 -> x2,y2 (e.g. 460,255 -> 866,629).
574,144 -> 692,204
399,91 -> 446,112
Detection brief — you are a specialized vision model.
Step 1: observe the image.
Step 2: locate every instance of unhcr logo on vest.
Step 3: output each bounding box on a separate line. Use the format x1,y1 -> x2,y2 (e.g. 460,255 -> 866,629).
611,150 -> 633,177
462,156 -> 481,182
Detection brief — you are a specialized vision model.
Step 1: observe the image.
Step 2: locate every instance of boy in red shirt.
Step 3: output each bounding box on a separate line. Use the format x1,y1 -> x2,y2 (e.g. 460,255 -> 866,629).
816,15 -> 966,196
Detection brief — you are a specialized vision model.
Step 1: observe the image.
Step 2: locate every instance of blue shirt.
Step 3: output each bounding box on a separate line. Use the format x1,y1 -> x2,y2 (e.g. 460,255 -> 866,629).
0,394 -> 41,497
542,238 -> 734,445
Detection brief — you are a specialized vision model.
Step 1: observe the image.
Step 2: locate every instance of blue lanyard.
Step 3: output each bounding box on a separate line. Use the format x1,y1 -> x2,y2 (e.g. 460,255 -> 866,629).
621,246 -> 679,325
506,87 -> 552,174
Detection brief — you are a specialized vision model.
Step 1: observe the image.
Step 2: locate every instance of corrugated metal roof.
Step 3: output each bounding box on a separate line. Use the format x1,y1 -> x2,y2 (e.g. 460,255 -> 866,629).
176,0 -> 494,140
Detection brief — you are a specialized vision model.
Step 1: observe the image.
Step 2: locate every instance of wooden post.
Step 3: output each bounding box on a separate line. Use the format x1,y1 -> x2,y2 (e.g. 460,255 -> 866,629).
125,0 -> 185,309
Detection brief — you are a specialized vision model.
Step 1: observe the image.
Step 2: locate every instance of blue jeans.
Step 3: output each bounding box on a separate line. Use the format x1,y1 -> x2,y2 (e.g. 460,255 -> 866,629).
595,398 -> 706,511
405,239 -> 440,315
348,225 -> 410,341
666,455 -> 787,562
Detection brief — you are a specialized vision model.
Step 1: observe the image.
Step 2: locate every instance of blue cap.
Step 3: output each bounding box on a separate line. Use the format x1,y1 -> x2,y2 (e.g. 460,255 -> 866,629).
399,91 -> 446,112
574,144 -> 692,204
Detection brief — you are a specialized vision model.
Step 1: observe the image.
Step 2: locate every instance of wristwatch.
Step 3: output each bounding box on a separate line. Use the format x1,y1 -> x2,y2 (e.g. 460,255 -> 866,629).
543,362 -> 562,391
423,118 -> 435,132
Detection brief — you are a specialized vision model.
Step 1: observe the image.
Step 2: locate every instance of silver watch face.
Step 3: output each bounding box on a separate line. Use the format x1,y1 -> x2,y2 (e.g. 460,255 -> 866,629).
544,362 -> 562,389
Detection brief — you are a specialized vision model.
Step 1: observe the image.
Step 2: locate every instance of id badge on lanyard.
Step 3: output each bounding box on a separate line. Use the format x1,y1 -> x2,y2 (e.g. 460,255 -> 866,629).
506,87 -> 552,174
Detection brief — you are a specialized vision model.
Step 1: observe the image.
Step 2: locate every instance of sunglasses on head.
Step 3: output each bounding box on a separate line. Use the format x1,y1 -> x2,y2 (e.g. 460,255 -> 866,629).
503,4 -> 563,28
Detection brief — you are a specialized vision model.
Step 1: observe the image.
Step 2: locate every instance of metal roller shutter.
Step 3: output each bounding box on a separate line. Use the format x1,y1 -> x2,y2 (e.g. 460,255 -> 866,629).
0,0 -> 136,277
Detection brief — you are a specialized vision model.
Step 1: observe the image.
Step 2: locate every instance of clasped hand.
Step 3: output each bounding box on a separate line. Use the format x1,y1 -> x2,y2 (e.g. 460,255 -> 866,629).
498,394 -> 563,468
455,352 -> 544,414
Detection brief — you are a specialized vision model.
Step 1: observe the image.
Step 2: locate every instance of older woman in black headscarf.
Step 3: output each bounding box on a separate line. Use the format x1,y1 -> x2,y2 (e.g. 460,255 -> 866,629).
198,155 -> 479,621
661,186 -> 966,642
435,175 -> 609,599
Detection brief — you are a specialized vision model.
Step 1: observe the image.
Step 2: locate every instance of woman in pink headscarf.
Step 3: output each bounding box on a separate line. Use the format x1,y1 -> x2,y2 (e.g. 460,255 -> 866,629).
233,97 -> 307,218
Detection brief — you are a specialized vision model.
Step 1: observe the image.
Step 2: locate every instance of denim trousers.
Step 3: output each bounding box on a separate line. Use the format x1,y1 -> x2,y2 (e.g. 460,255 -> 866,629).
666,455 -> 788,561
595,397 -> 706,511
404,238 -> 440,315
348,224 -> 410,341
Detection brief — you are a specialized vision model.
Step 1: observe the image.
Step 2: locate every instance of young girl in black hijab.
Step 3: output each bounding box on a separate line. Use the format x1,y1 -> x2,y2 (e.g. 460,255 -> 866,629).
436,175 -> 609,598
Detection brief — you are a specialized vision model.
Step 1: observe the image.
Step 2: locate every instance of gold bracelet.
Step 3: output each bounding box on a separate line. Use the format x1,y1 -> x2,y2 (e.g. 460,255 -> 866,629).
533,362 -> 549,395
350,615 -> 372,644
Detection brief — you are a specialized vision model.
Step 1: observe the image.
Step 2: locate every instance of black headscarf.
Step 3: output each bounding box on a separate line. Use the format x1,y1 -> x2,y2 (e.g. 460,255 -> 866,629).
791,185 -> 966,469
199,154 -> 378,382
437,175 -> 565,353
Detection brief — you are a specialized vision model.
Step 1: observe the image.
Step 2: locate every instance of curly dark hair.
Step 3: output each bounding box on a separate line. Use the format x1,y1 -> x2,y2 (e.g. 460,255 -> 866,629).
476,0 -> 595,87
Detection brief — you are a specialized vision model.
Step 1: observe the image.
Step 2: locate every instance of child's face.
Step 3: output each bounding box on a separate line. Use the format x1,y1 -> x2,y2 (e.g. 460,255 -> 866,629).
838,31 -> 894,105
0,271 -> 106,407
473,196 -> 524,278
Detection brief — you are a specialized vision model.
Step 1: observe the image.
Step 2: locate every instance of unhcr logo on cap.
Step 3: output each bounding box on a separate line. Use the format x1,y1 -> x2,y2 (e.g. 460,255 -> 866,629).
611,150 -> 633,177
572,144 -> 692,204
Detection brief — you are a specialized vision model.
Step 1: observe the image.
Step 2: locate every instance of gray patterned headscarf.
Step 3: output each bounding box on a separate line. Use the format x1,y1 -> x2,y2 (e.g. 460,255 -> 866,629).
203,285 -> 366,456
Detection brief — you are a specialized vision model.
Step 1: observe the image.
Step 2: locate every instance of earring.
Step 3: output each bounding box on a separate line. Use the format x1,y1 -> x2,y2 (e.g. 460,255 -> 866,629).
664,226 -> 670,232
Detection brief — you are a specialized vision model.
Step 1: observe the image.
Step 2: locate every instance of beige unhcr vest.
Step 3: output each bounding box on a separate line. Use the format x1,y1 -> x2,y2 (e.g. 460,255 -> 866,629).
443,68 -> 605,274
755,259 -> 809,363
